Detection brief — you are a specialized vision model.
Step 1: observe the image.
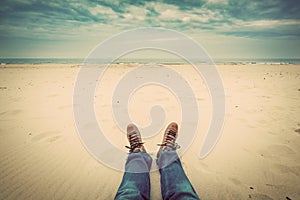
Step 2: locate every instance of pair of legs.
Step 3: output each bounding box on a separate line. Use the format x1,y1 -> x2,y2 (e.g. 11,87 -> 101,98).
115,122 -> 200,200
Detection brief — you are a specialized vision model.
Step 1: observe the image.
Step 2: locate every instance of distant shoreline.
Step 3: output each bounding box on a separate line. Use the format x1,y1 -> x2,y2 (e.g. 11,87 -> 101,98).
0,58 -> 300,65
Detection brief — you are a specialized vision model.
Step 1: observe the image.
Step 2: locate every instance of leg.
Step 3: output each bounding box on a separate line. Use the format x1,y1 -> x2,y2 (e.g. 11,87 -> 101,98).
115,124 -> 152,200
115,152 -> 152,200
157,150 -> 200,200
157,122 -> 200,200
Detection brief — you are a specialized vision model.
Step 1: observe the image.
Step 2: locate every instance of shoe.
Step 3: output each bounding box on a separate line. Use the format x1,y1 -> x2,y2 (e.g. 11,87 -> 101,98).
125,124 -> 146,153
157,122 -> 180,157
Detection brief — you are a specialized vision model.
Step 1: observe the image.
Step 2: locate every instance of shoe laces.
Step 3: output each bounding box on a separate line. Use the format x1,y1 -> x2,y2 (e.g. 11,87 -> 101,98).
157,129 -> 180,150
125,131 -> 144,152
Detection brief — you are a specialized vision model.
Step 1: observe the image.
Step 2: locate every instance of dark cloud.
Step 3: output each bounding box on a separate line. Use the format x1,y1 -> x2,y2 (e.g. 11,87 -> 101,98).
0,0 -> 106,24
88,0 -> 125,13
162,0 -> 205,10
146,6 -> 160,18
224,0 -> 300,20
0,0 -> 112,40
88,0 -> 205,12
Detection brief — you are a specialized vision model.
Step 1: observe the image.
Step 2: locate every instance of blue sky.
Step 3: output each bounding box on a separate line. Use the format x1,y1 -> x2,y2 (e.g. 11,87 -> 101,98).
0,0 -> 299,58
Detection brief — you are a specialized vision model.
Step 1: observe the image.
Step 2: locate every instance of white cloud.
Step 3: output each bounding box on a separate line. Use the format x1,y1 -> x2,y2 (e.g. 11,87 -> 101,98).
161,9 -> 177,20
207,0 -> 228,4
88,4 -> 116,16
126,5 -> 147,21
123,13 -> 133,20
241,19 -> 300,28
182,16 -> 190,22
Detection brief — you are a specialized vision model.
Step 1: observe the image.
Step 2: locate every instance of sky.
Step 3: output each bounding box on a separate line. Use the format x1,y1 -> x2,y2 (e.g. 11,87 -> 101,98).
0,0 -> 299,59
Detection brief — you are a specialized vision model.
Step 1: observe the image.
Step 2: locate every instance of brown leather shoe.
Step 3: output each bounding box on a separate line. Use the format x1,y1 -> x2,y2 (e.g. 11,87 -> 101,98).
125,123 -> 146,153
157,122 -> 180,157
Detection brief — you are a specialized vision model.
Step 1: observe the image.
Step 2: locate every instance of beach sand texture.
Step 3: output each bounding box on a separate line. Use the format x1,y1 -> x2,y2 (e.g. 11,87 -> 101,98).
0,63 -> 299,199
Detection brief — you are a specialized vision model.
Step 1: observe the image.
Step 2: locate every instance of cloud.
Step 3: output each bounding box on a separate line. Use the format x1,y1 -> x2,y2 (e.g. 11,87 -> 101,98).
224,0 -> 300,20
0,0 -> 299,57
163,0 -> 206,10
1,0 -> 299,35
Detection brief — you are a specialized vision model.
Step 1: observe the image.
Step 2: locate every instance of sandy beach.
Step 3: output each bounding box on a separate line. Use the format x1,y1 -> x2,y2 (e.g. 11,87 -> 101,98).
0,63 -> 299,200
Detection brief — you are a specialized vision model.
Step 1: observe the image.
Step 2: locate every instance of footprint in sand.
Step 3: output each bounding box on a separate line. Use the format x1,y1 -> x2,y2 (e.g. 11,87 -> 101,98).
248,193 -> 274,200
45,135 -> 61,143
273,164 -> 300,176
229,177 -> 242,186
0,111 -> 8,116
258,144 -> 296,161
9,109 -> 23,115
267,144 -> 296,156
31,131 -> 62,143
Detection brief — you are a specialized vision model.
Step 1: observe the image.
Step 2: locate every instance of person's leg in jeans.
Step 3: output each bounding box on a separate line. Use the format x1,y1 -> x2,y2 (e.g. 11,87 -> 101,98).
115,124 -> 152,200
157,122 -> 200,200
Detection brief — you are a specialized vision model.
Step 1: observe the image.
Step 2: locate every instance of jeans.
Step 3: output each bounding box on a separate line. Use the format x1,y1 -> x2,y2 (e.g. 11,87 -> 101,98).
115,150 -> 200,200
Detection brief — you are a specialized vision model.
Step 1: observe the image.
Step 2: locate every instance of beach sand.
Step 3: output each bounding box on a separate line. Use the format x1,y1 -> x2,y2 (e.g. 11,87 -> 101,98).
0,63 -> 299,199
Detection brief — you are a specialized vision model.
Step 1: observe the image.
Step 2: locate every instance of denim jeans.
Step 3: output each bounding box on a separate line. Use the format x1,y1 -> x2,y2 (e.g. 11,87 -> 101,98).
115,150 -> 200,200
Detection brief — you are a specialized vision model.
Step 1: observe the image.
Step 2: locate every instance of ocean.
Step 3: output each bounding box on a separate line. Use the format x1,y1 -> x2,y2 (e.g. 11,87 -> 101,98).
1,58 -> 300,65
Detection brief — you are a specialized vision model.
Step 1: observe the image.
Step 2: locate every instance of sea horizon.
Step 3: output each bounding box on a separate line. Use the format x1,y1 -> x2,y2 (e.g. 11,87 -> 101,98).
1,57 -> 300,65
